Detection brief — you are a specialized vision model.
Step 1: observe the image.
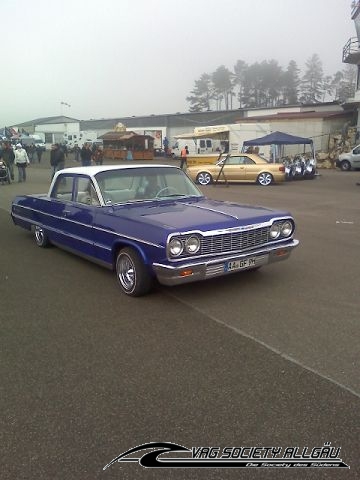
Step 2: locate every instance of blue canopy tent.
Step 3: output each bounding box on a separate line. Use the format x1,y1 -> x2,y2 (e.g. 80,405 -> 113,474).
243,131 -> 314,163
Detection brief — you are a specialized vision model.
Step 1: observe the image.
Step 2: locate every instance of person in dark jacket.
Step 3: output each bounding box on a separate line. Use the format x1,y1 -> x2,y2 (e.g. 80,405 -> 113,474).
36,145 -> 43,163
0,142 -> 15,180
80,143 -> 93,166
50,144 -> 65,178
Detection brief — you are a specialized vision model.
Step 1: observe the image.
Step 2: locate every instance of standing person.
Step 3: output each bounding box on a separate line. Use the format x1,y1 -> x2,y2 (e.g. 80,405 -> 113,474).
163,136 -> 169,156
80,143 -> 93,166
180,145 -> 189,170
50,143 -> 65,178
28,143 -> 35,163
14,143 -> 30,182
0,141 -> 15,180
74,144 -> 80,162
60,143 -> 68,158
93,146 -> 103,165
36,145 -> 43,163
126,149 -> 133,161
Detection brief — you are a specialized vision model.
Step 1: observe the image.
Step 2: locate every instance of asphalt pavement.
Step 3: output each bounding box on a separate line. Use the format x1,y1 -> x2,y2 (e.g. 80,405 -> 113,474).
0,156 -> 359,479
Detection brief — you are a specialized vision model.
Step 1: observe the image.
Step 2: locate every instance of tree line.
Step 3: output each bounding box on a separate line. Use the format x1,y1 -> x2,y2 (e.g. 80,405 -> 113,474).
186,54 -> 356,112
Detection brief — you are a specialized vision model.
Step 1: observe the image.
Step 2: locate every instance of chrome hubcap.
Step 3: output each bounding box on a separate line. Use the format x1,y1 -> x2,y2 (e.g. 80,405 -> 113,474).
35,226 -> 44,243
118,254 -> 135,290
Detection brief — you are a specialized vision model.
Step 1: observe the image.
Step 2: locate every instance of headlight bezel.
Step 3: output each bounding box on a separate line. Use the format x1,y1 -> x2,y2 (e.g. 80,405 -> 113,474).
168,234 -> 201,258
280,220 -> 293,237
185,235 -> 200,254
269,223 -> 281,239
270,220 -> 294,240
168,237 -> 184,257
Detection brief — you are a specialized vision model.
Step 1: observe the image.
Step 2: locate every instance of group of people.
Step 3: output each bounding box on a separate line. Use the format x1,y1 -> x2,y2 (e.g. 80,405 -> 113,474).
25,143 -> 44,163
50,142 -> 104,178
0,141 -> 32,182
76,142 -> 103,166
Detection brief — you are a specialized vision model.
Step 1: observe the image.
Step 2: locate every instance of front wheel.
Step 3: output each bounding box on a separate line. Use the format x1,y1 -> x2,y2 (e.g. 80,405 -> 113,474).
340,160 -> 351,171
116,247 -> 153,297
34,225 -> 50,247
196,171 -> 213,185
257,172 -> 273,186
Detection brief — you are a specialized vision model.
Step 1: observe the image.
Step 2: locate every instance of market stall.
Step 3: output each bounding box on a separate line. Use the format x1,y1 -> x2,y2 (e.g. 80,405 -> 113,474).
99,131 -> 154,160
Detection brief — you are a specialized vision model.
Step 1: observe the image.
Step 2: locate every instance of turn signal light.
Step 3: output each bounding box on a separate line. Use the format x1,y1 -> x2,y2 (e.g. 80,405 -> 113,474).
180,269 -> 193,277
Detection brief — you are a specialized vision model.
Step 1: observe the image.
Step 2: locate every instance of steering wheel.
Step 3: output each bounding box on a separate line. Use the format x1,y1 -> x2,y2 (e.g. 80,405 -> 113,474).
155,186 -> 179,198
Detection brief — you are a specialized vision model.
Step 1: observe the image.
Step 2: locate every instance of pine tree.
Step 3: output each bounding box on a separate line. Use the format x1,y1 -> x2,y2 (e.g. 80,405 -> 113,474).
186,73 -> 213,112
282,60 -> 300,104
211,66 -> 233,110
300,54 -> 324,103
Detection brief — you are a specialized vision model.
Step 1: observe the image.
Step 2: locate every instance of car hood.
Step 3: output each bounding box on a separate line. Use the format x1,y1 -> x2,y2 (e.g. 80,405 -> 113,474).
110,198 -> 291,232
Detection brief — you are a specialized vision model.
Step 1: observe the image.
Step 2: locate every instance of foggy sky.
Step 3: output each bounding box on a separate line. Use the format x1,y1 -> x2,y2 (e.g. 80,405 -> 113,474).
1,0 -> 356,127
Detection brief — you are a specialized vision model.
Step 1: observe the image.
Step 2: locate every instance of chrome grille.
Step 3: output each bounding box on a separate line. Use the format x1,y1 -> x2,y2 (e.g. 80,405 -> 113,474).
177,226 -> 270,258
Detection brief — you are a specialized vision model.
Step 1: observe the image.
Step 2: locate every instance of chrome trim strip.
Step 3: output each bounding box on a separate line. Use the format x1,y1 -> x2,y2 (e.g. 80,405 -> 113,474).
153,239 -> 299,286
167,216 -> 293,238
155,239 -> 299,271
11,209 -> 162,249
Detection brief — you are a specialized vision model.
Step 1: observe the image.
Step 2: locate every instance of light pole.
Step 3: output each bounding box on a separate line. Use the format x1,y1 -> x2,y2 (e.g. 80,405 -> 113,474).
60,101 -> 71,115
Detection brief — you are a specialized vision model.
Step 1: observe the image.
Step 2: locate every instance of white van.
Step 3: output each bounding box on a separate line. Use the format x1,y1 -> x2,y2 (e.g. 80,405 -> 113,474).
171,138 -> 222,157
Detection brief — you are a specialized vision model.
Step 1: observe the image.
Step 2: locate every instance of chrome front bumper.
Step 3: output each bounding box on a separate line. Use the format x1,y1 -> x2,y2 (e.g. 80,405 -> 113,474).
152,239 -> 299,286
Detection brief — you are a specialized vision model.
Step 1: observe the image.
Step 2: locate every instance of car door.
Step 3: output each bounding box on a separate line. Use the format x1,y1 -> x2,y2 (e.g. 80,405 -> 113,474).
220,155 -> 247,182
51,174 -> 98,257
241,156 -> 261,182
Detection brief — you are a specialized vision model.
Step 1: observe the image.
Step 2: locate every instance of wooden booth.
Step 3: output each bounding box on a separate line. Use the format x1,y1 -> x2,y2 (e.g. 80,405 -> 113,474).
100,130 -> 154,161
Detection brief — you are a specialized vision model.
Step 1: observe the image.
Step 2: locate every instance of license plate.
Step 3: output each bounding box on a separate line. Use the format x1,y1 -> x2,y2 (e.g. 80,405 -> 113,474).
225,257 -> 256,272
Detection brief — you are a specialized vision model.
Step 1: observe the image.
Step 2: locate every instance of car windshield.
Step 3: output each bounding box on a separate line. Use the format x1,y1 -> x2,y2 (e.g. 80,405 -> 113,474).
95,166 -> 203,204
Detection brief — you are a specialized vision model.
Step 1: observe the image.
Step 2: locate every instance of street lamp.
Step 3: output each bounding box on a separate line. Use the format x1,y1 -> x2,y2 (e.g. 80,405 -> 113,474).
60,101 -> 71,114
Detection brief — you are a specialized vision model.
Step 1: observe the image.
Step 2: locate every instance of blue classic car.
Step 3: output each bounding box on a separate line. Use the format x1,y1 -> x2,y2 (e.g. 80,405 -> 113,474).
11,165 -> 299,296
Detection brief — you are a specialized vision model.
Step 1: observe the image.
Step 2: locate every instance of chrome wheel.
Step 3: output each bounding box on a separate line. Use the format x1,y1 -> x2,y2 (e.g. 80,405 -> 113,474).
116,247 -> 153,296
117,253 -> 135,291
257,172 -> 273,186
196,172 -> 212,185
34,225 -> 49,247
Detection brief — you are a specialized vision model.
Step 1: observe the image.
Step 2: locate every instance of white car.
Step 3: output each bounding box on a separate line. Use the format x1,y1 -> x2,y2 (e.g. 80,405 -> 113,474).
336,145 -> 360,171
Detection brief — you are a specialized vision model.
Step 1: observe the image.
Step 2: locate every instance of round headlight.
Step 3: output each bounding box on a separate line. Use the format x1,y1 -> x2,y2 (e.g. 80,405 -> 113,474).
269,223 -> 281,239
281,221 -> 293,237
185,236 -> 200,254
169,238 -> 183,257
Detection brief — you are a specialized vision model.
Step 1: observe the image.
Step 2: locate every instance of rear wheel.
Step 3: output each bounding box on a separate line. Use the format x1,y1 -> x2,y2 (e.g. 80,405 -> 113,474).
116,247 -> 153,297
196,172 -> 213,185
257,172 -> 273,186
340,160 -> 351,171
34,225 -> 50,247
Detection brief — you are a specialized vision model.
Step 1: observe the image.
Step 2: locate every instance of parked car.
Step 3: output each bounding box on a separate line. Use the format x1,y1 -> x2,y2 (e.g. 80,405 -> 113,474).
11,165 -> 299,296
336,145 -> 360,171
186,153 -> 286,186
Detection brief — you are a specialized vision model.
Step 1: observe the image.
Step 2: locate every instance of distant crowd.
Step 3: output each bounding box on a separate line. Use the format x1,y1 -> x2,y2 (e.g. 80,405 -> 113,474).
0,140 -> 103,183
51,142 -> 103,178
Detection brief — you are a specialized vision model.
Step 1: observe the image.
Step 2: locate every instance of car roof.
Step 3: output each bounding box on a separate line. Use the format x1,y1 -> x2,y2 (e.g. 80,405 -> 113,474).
58,164 -> 178,176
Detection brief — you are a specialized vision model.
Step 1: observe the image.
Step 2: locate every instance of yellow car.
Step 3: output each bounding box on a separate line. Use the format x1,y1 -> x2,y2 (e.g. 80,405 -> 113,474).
186,153 -> 286,186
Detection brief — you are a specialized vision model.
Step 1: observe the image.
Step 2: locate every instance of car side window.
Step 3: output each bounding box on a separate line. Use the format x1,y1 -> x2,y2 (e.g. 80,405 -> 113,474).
76,177 -> 100,206
226,156 -> 241,165
242,156 -> 255,165
51,176 -> 74,201
353,147 -> 360,154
